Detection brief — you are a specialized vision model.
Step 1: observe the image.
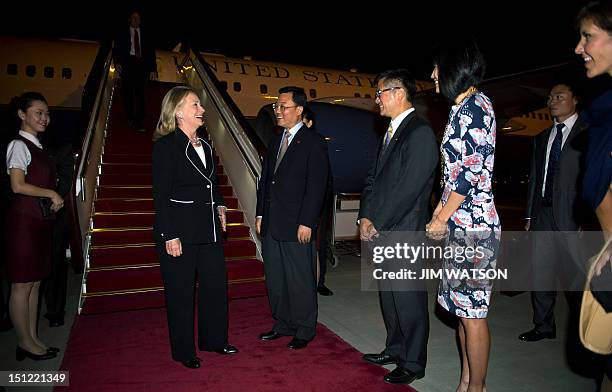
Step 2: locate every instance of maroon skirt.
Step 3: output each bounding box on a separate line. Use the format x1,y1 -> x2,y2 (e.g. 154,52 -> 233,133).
5,202 -> 53,283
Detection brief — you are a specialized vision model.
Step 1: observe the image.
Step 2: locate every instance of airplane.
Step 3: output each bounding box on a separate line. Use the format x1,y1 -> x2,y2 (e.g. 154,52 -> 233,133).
0,36 -> 433,115
1,35 -> 594,238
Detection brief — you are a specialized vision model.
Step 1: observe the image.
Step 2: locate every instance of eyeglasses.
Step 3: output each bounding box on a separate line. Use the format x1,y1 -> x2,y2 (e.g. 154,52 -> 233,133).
272,103 -> 298,112
547,93 -> 567,102
375,86 -> 402,99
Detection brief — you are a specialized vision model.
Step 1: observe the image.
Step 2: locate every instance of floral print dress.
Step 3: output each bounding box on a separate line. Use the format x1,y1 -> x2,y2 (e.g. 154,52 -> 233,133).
437,92 -> 501,319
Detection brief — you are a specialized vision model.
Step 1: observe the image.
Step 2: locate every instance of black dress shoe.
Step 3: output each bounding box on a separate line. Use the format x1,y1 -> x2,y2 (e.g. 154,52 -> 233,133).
44,313 -> 65,328
287,337 -> 309,350
49,319 -> 64,328
215,344 -> 239,355
317,285 -> 334,296
181,358 -> 201,369
518,328 -> 556,342
363,352 -> 396,365
383,367 -> 424,385
259,330 -> 283,340
16,346 -> 56,361
46,347 -> 60,354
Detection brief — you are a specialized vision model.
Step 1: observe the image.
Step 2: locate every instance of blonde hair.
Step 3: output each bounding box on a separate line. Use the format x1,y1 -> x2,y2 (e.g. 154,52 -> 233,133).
153,86 -> 200,141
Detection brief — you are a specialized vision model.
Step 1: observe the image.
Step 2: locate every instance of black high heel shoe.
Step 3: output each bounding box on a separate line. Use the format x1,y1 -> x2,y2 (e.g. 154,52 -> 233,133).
46,347 -> 60,354
16,346 -> 56,361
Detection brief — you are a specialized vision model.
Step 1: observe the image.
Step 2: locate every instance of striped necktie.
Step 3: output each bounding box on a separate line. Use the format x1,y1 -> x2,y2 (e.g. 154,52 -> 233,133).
384,123 -> 393,148
275,131 -> 290,172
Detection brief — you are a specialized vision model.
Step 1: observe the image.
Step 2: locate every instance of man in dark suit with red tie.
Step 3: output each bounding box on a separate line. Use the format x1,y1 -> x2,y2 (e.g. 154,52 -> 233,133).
519,82 -> 590,342
256,86 -> 329,350
114,10 -> 157,132
359,69 -> 438,385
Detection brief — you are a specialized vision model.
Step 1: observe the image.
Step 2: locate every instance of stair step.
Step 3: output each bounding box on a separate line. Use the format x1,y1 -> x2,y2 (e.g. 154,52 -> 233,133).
94,197 -> 239,210
91,225 -> 250,246
89,239 -> 256,267
96,185 -> 233,199
81,279 -> 267,314
103,153 -> 151,164
98,174 -> 227,187
102,163 -> 224,175
101,163 -> 151,175
93,209 -> 243,228
99,174 -> 151,186
86,259 -> 263,293
97,186 -> 152,199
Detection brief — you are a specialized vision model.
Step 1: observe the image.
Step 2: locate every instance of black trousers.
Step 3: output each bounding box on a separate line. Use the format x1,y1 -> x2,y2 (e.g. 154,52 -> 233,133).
317,194 -> 333,286
531,206 -> 585,333
262,233 -> 318,341
379,287 -> 429,374
43,206 -> 70,318
121,56 -> 149,129
157,241 -> 228,361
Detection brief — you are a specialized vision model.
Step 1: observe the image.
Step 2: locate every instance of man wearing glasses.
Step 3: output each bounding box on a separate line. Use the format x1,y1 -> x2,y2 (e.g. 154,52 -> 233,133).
359,69 -> 438,385
256,86 -> 329,350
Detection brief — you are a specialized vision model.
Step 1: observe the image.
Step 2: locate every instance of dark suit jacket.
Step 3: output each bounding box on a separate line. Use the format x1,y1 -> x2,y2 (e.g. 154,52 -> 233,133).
256,125 -> 329,241
526,120 -> 589,230
114,26 -> 157,73
152,130 -> 225,244
359,111 -> 438,231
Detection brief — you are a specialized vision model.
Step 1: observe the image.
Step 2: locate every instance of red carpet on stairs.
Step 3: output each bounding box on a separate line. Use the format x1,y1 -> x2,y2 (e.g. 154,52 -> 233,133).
82,82 -> 266,313
60,296 -> 416,392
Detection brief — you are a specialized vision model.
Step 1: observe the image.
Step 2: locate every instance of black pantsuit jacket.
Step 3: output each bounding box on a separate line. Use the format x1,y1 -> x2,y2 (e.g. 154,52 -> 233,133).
152,129 -> 228,360
358,111 -> 438,373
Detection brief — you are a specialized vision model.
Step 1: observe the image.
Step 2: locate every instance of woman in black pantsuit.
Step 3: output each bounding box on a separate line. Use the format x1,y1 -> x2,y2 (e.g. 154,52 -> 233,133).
152,86 -> 237,369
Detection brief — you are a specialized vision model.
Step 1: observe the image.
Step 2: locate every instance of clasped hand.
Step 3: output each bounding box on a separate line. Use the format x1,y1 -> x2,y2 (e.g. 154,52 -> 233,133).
425,215 -> 449,240
359,218 -> 378,242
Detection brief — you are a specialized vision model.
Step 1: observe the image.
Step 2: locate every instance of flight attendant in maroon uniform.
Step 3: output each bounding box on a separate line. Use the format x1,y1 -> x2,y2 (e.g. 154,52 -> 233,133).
6,92 -> 63,361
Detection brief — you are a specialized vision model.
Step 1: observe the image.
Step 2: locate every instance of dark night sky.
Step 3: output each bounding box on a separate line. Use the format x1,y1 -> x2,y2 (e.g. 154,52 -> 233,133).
0,1 -> 593,80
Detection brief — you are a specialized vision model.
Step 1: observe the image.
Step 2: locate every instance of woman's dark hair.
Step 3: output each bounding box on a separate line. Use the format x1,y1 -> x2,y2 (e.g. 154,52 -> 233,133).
302,106 -> 315,125
576,1 -> 612,34
12,91 -> 48,115
432,39 -> 486,101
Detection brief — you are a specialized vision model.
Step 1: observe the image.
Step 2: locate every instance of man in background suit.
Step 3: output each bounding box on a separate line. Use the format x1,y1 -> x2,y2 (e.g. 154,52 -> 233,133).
114,10 -> 157,132
42,142 -> 74,327
519,82 -> 590,342
256,86 -> 329,350
359,69 -> 438,385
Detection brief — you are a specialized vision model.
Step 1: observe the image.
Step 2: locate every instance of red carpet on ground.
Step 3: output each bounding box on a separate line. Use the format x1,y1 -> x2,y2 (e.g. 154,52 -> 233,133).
60,296 -> 415,391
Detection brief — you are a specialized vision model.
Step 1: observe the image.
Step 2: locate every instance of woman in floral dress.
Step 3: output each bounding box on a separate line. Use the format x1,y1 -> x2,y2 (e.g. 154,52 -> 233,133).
426,39 -> 501,392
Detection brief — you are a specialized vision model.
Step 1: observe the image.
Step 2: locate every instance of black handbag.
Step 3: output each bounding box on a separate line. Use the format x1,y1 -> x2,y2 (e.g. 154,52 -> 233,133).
38,197 -> 54,218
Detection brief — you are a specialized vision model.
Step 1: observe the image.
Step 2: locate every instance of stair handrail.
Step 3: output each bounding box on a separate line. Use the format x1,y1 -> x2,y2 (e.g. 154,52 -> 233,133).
70,44 -> 113,272
176,48 -> 263,258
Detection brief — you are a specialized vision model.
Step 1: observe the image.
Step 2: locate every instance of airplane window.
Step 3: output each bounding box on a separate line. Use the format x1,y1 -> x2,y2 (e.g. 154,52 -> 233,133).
233,82 -> 242,92
260,84 -> 268,94
537,113 -> 543,120
219,81 -> 228,91
62,67 -> 72,80
354,93 -> 361,97
6,64 -> 17,75
26,65 -> 36,77
309,89 -> 317,98
364,93 -> 372,98
44,66 -> 54,79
